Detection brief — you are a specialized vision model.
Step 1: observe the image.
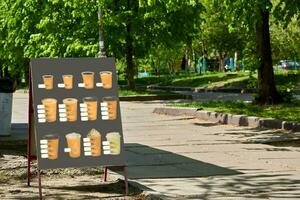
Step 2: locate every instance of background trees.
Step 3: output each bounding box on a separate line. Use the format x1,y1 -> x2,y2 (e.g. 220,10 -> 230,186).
0,0 -> 299,103
101,0 -> 203,88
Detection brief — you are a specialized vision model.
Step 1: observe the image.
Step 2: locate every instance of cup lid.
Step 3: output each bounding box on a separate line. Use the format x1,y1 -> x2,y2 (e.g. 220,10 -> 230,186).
42,98 -> 57,103
83,97 -> 98,102
106,132 -> 120,138
43,134 -> 59,139
43,75 -> 53,78
81,71 -> 94,75
103,96 -> 117,101
63,98 -> 78,103
100,71 -> 112,74
66,132 -> 81,138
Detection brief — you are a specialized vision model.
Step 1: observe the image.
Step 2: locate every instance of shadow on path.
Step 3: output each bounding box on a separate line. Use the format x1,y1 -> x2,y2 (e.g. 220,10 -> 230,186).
48,179 -> 142,196
125,143 -> 241,179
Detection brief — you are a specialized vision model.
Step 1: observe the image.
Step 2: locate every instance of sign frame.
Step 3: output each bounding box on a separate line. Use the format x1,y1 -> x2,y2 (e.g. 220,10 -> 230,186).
26,58 -> 128,199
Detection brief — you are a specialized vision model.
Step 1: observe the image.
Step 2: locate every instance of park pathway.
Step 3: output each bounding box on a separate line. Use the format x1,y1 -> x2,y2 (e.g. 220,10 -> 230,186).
9,93 -> 300,199
121,101 -> 300,200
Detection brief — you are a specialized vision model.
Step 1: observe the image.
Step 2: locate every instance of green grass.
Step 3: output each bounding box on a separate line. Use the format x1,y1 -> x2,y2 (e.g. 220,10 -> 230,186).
274,70 -> 300,90
169,100 -> 300,122
159,72 -> 249,88
119,71 -> 300,90
15,71 -> 300,92
119,72 -> 251,88
118,88 -> 174,96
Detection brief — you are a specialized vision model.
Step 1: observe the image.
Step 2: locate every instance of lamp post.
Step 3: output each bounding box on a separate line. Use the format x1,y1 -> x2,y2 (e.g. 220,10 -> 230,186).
98,2 -> 106,57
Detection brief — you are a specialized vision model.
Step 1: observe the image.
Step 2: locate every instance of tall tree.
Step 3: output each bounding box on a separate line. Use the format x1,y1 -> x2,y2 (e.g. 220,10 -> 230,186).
225,0 -> 300,104
101,0 -> 203,88
199,0 -> 247,71
1,0 -> 203,88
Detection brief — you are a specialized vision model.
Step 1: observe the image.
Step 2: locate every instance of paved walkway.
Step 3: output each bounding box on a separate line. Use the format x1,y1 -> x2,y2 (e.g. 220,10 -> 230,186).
122,102 -> 300,199
7,93 -> 300,199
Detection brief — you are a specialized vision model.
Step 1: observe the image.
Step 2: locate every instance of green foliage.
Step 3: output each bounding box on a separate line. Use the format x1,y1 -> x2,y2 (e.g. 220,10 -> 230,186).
271,16 -> 300,63
0,0 -> 300,91
0,0 -> 204,84
224,0 -> 300,71
0,0 -> 100,79
274,0 -> 300,23
101,0 -> 204,84
200,0 -> 247,56
242,40 -> 260,72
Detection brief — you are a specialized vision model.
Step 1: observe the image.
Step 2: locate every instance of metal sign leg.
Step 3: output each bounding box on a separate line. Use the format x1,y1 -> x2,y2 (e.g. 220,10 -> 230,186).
27,156 -> 31,186
27,69 -> 33,187
38,169 -> 43,200
124,166 -> 129,195
103,167 -> 108,182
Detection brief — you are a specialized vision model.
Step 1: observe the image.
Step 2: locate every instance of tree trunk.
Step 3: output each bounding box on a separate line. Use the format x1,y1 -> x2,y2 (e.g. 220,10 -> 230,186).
255,5 -> 281,104
185,48 -> 189,73
157,60 -> 160,77
4,66 -> 9,78
181,56 -> 186,71
219,53 -> 224,72
0,60 -> 3,78
192,48 -> 197,73
125,0 -> 135,89
234,50 -> 238,71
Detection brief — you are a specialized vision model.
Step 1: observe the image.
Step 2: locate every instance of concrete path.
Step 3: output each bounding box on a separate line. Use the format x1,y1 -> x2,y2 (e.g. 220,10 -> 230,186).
8,93 -> 300,199
121,101 -> 300,200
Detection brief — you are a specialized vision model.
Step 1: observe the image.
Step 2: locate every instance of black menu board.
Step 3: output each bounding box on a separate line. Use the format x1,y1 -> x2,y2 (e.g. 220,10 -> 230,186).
30,58 -> 125,169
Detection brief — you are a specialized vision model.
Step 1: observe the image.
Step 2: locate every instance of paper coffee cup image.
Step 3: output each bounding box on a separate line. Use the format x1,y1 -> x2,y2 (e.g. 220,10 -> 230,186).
66,133 -> 81,158
81,71 -> 94,89
63,75 -> 73,89
103,96 -> 117,120
100,71 -> 112,89
42,98 -> 57,122
106,132 -> 121,155
43,134 -> 59,160
87,129 -> 101,157
83,97 -> 98,121
63,98 -> 78,122
43,75 -> 53,90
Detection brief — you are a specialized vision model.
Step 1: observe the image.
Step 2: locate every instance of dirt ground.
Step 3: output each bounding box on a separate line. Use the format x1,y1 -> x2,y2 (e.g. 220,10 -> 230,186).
0,141 -> 147,200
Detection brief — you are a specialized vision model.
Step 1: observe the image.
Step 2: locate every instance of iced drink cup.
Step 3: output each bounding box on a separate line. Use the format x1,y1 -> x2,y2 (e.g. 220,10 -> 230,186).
83,97 -> 98,121
43,75 -> 53,90
87,129 -> 101,157
103,96 -> 117,120
100,71 -> 112,89
82,71 -> 94,89
63,75 -> 73,89
106,132 -> 121,155
44,134 -> 59,160
66,133 -> 81,158
42,98 -> 57,122
63,98 -> 78,122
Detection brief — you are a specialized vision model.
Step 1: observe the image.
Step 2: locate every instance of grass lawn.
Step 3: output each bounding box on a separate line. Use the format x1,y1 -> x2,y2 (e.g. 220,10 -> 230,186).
119,88 -> 174,96
119,71 -> 300,90
169,100 -> 300,122
119,72 -> 250,88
